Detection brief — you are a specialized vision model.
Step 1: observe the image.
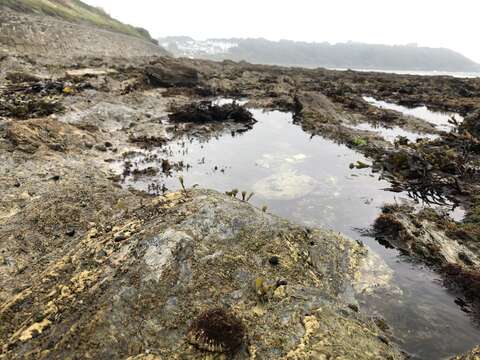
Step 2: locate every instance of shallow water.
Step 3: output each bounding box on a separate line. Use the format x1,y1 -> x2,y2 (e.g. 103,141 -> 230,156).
364,96 -> 464,132
349,122 -> 438,143
332,68 -> 480,79
114,107 -> 479,359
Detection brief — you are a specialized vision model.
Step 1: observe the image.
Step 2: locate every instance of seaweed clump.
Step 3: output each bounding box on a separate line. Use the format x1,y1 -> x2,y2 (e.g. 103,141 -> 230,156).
186,308 -> 245,355
169,101 -> 255,125
373,204 -> 413,244
443,264 -> 480,304
0,95 -> 63,119
0,78 -> 69,119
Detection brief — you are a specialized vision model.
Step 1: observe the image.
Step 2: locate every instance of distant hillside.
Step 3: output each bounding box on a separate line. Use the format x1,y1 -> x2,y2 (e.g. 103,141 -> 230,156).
0,0 -> 158,44
160,37 -> 480,72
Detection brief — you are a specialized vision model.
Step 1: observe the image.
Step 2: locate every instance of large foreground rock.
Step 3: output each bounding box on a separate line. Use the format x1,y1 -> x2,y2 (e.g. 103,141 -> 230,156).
0,189 -> 402,359
451,346 -> 480,360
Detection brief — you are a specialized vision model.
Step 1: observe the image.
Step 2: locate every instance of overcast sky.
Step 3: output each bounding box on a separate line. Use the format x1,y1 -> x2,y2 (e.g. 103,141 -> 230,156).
83,0 -> 480,63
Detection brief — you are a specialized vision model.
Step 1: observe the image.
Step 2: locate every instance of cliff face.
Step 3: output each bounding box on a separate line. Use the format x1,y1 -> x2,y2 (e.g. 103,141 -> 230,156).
0,0 -> 158,43
0,6 -> 168,59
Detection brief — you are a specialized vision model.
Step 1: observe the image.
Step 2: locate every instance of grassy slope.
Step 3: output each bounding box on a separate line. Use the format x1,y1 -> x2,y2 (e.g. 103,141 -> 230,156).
0,0 -> 158,44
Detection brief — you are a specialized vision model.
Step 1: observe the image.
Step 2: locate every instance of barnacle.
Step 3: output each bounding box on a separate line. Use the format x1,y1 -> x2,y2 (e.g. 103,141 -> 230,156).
187,308 -> 245,354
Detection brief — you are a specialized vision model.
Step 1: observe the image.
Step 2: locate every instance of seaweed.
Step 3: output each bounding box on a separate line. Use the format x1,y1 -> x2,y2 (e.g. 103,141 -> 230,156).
169,101 -> 255,124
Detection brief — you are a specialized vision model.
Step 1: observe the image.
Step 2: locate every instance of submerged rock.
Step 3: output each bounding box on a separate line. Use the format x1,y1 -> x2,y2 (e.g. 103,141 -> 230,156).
373,203 -> 480,315
253,170 -> 317,200
373,204 -> 480,268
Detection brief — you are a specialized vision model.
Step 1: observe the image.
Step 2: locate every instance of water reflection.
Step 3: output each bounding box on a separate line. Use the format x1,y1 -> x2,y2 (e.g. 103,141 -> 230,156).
350,122 -> 438,143
364,96 -> 464,132
113,107 -> 479,359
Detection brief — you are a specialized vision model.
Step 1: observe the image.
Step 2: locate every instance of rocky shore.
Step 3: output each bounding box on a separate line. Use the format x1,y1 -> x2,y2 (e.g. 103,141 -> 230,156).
1,15 -> 480,358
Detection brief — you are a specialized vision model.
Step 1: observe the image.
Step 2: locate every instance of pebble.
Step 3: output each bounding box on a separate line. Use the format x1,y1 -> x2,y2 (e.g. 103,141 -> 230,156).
348,304 -> 359,312
273,285 -> 287,299
114,234 -> 127,242
94,144 -> 107,152
269,256 -> 280,266
377,335 -> 389,345
97,249 -> 107,258
48,143 -> 63,151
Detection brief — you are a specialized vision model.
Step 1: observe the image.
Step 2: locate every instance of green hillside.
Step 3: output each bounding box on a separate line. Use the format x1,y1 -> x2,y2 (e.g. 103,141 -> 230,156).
0,0 -> 158,44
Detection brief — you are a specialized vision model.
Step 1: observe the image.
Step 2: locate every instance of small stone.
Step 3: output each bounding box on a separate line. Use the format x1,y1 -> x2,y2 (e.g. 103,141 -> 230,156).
89,228 -> 99,238
48,143 -> 63,151
34,312 -> 45,322
374,317 -> 390,331
377,335 -> 389,345
355,161 -> 370,169
114,234 -> 127,242
252,305 -> 266,317
50,175 -> 60,181
13,180 -> 21,188
94,144 -> 107,152
97,250 -> 107,258
65,228 -> 75,237
104,141 -> 113,148
273,285 -> 287,300
269,256 -> 280,266
348,304 -> 359,312
459,252 -> 474,266
230,289 -> 243,300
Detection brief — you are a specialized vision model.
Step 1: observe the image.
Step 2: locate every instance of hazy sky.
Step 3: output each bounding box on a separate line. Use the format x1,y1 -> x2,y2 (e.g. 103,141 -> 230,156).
83,0 -> 480,63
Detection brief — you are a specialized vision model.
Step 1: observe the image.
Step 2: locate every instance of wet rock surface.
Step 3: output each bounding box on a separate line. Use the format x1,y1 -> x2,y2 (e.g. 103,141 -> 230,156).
0,189 -> 402,359
373,203 -> 480,317
1,31 -> 480,358
452,346 -> 480,360
145,60 -> 199,88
